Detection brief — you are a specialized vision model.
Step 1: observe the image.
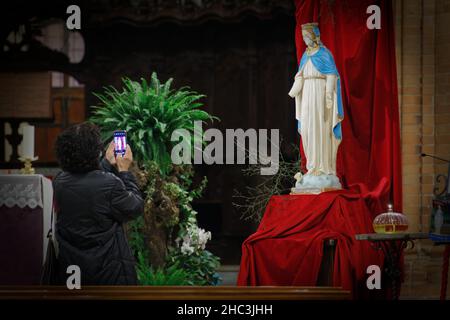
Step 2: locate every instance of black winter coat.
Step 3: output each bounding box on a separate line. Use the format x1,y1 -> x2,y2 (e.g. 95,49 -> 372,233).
53,159 -> 144,285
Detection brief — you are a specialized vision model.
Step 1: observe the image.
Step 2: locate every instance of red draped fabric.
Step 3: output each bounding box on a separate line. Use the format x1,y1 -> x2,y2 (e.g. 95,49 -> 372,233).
237,190 -> 387,298
238,0 -> 402,299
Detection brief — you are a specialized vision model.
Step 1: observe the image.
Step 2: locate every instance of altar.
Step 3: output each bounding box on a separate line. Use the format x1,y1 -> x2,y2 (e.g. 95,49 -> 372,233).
0,174 -> 53,285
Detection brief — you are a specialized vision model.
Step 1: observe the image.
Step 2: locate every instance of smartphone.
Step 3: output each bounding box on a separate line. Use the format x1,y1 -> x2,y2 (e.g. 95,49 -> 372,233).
113,130 -> 127,156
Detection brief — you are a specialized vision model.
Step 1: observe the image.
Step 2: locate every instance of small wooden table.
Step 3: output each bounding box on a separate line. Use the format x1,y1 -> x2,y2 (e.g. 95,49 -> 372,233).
355,232 -> 429,300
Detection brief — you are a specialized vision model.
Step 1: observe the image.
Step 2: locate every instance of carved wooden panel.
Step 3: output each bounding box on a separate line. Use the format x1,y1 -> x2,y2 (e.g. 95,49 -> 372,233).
87,0 -> 293,25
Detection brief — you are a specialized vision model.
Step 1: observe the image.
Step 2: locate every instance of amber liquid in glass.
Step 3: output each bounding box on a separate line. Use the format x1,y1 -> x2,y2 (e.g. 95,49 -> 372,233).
373,224 -> 408,234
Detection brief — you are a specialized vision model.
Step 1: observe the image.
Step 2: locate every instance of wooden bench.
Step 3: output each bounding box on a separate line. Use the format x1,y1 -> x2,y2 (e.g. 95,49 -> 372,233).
0,286 -> 350,300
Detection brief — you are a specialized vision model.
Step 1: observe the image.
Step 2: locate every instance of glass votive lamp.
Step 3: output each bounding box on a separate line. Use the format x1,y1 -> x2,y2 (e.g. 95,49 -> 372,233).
373,204 -> 409,234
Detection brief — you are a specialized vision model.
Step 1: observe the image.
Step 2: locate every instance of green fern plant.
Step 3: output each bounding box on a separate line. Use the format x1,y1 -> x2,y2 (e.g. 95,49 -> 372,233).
138,263 -> 192,286
90,73 -> 221,286
90,72 -> 215,174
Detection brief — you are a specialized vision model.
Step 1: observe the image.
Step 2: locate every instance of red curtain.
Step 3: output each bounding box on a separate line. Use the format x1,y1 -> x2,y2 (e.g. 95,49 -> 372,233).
295,0 -> 402,211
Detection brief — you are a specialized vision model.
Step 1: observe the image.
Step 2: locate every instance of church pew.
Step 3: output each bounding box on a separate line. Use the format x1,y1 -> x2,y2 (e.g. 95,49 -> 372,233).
0,286 -> 350,300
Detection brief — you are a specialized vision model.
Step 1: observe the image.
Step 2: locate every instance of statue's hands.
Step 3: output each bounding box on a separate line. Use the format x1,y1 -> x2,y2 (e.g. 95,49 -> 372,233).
324,94 -> 333,122
288,75 -> 303,98
325,93 -> 333,122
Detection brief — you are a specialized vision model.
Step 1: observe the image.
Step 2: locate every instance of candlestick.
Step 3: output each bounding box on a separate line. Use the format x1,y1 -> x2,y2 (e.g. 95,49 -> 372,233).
19,157 -> 38,174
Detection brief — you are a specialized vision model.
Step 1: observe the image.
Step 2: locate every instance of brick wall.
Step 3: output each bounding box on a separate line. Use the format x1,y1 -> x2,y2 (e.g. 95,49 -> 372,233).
435,0 -> 450,184
395,0 -> 449,233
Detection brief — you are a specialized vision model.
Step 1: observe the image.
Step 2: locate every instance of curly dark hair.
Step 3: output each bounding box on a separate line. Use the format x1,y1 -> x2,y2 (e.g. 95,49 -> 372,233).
55,122 -> 103,173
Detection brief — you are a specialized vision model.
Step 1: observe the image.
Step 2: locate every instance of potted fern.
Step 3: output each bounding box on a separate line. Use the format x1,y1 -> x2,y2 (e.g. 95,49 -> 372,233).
90,73 -> 220,285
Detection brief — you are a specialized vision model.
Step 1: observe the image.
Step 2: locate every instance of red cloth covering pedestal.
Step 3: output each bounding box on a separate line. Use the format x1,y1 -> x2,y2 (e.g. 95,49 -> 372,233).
237,189 -> 387,298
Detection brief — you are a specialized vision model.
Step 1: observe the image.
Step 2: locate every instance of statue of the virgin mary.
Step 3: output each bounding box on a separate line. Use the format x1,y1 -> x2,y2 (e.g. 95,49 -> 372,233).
288,23 -> 344,192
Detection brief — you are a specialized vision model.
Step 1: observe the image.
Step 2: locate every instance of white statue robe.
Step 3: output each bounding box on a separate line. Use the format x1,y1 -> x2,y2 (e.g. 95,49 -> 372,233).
289,58 -> 340,176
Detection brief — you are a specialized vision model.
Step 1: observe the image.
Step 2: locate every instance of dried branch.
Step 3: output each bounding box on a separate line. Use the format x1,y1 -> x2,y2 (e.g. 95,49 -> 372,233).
232,138 -> 300,222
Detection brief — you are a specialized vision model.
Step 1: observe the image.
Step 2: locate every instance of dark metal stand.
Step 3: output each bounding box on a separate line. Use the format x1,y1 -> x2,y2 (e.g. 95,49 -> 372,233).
355,233 -> 428,300
370,239 -> 414,300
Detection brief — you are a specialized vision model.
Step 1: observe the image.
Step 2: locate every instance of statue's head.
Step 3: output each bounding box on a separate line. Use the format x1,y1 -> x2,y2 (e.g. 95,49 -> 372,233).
301,23 -> 320,48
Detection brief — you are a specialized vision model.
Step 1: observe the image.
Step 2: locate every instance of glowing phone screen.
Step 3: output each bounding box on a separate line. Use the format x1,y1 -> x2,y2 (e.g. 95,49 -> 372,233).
113,130 -> 127,156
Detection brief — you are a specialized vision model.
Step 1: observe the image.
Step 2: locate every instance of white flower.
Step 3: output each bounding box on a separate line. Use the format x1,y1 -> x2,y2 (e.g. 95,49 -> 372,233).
197,229 -> 212,250
178,225 -> 212,255
180,241 -> 194,255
